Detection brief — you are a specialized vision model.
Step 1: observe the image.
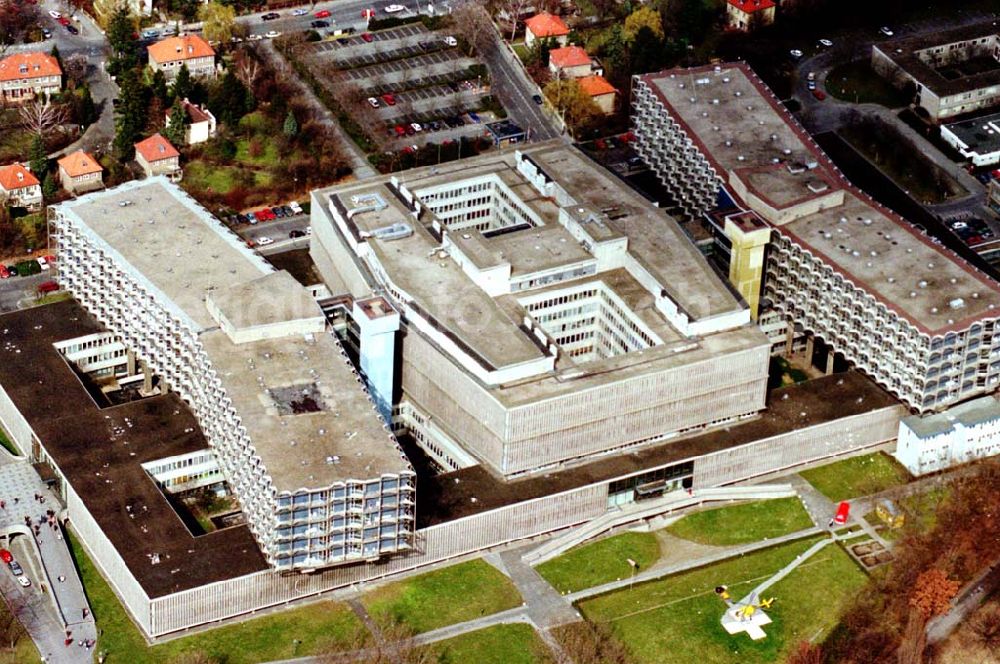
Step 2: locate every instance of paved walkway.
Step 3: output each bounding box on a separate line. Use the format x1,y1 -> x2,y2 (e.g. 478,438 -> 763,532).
496,548 -> 580,630
0,458 -> 96,664
257,41 -> 377,180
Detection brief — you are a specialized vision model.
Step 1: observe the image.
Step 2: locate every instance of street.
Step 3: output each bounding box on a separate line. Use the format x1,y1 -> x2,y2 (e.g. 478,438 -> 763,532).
0,274 -> 49,314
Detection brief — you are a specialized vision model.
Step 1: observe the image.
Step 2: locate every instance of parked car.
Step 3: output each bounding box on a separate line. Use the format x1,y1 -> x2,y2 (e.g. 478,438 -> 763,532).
66,24 -> 78,34
280,205 -> 294,217
402,145 -> 416,154
818,38 -> 833,47
443,36 -> 457,46
468,111 -> 481,123
532,94 -> 543,105
0,550 -> 11,564
314,9 -> 331,18
41,28 -> 52,38
807,80 -> 816,91
261,12 -> 280,20
247,212 -> 258,224
410,122 -> 422,133
16,576 -> 29,588
880,26 -> 894,36
289,201 -> 303,215
395,125 -> 406,137
289,230 -> 306,238
0,266 -> 8,279
789,49 -> 803,58
382,93 -> 396,106
367,97 -> 381,108
48,9 -> 60,18
248,33 -> 263,41
311,20 -> 329,28
9,561 -> 23,576
292,8 -> 308,15
36,256 -> 49,270
384,4 -> 406,12
812,89 -> 826,101
265,30 -> 281,38
141,29 -> 160,39
833,501 -> 851,525
271,206 -> 286,218
236,213 -> 249,224
361,32 -> 374,42
256,236 -> 274,246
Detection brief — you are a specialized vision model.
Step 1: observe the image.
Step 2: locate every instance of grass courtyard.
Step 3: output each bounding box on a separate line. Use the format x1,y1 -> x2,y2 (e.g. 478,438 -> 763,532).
69,531 -> 366,663
429,623 -> 553,663
665,497 -> 814,546
578,537 -> 867,664
361,559 -> 523,634
537,498 -> 815,594
799,452 -> 910,502
537,532 -> 661,595
826,61 -> 910,107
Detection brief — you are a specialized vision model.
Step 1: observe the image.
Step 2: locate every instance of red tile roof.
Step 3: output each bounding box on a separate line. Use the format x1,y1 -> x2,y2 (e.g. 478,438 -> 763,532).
147,34 -> 215,64
182,99 -> 211,124
58,151 -> 102,178
134,133 -> 180,163
525,12 -> 569,38
578,75 -> 617,97
0,52 -> 61,83
549,46 -> 592,69
0,164 -> 40,191
728,0 -> 776,12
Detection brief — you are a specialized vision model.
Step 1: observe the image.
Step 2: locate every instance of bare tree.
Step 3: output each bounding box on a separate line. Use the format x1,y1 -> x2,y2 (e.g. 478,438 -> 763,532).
233,52 -> 261,91
18,98 -> 68,138
492,0 -> 532,41
551,621 -> 629,664
451,0 -> 494,56
970,602 -> 1000,654
63,53 -> 89,88
0,594 -> 26,651
320,622 -> 440,664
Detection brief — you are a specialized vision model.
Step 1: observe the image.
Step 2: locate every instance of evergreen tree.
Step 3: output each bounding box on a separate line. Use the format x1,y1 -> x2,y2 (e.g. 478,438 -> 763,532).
172,64 -> 192,102
49,45 -> 62,69
151,69 -> 169,105
208,70 -> 252,127
42,173 -> 58,201
113,69 -> 147,160
28,135 -> 47,179
283,110 -> 298,137
77,85 -> 97,128
107,6 -> 137,75
163,97 -> 188,147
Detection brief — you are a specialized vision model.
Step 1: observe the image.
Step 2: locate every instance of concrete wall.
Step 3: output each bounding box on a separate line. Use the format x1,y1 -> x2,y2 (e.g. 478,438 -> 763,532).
0,381 -> 32,457
146,482 -> 607,635
693,404 -> 904,487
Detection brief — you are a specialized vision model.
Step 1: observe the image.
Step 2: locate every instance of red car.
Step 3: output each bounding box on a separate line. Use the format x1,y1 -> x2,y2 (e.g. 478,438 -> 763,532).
812,89 -> 826,101
833,501 -> 851,525
0,265 -> 8,279
314,9 -> 330,18
57,16 -> 70,26
381,94 -> 396,106
0,550 -> 11,564
38,281 -> 59,294
394,125 -> 406,137
256,208 -> 274,221
361,32 -> 374,42
44,254 -> 55,265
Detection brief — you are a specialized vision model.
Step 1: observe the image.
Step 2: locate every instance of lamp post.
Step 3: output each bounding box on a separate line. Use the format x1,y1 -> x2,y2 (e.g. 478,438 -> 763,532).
292,638 -> 301,655
627,557 -> 638,591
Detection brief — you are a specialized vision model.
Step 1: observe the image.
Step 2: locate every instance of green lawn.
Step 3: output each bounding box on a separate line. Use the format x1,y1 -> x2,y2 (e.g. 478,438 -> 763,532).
666,497 -> 814,546
430,623 -> 552,664
826,61 -> 910,107
536,531 -> 660,595
0,426 -> 20,457
68,531 -> 366,663
579,537 -> 867,664
799,453 -> 910,502
235,139 -> 280,168
362,559 -> 523,634
183,162 -> 273,196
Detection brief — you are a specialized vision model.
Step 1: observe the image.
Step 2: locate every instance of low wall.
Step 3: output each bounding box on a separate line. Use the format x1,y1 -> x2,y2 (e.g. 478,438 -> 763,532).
0,381 -> 33,457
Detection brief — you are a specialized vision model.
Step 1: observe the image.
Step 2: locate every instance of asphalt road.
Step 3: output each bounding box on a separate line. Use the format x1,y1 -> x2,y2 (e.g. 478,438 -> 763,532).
0,274 -> 49,313
236,214 -> 310,244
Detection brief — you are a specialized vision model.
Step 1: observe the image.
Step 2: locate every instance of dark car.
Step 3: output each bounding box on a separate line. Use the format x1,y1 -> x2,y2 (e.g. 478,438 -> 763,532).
429,120 -> 442,131
532,94 -> 543,105
66,24 -> 78,34
405,125 -> 416,136
236,213 -> 249,224
289,230 -> 306,238
281,205 -> 294,216
262,12 -> 280,20
345,27 -> 357,34
337,38 -> 350,45
311,20 -> 329,28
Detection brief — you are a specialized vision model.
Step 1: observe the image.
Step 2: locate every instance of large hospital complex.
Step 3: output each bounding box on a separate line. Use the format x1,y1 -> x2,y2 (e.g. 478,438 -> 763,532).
0,59 -> 996,637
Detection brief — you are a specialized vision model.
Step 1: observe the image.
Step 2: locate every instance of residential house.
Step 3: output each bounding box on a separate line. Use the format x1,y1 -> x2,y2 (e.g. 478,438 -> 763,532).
548,46 -> 601,80
134,134 -> 181,182
524,13 -> 569,48
726,0 -> 776,31
166,98 -> 217,145
0,52 -> 62,104
57,151 -> 103,195
147,35 -> 216,80
578,75 -> 617,115
0,164 -> 42,211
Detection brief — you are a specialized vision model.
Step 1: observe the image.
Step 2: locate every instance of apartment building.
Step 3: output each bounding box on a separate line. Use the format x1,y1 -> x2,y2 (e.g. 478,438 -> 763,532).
872,23 -> 1000,122
49,179 -> 415,571
632,63 -> 1000,413
0,52 -> 61,103
147,35 -> 216,80
895,394 -> 1000,474
310,142 -> 771,478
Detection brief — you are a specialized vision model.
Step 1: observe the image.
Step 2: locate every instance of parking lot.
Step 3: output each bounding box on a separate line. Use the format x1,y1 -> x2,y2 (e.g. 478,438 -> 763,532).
303,20 -> 504,149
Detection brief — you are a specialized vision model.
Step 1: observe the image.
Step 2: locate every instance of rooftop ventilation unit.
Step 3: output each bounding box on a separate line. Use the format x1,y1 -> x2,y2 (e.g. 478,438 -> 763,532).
370,223 -> 413,241
949,298 -> 966,310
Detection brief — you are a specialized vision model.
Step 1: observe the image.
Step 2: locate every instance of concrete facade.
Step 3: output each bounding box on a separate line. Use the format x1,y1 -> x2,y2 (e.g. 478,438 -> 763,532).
895,394 -> 1000,475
